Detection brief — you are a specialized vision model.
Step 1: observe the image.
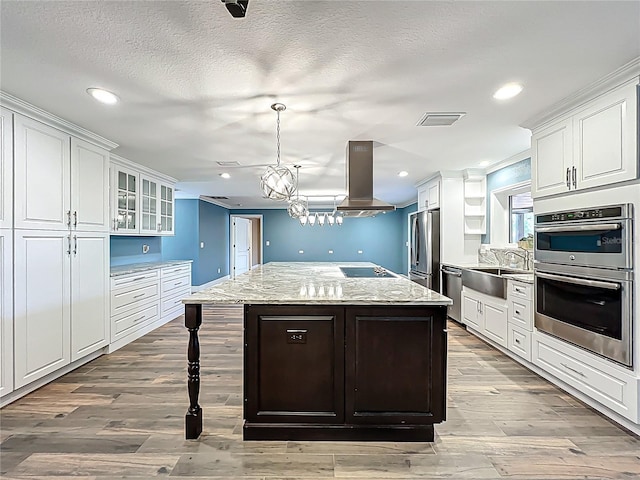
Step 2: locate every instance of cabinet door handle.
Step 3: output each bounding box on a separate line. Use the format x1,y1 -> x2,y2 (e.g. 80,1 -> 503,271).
515,309 -> 521,315
514,287 -> 524,293
73,211 -> 78,227
572,166 -> 577,188
67,235 -> 72,255
515,338 -> 521,344
566,167 -> 571,189
67,210 -> 72,227
133,314 -> 146,323
73,235 -> 77,255
133,293 -> 145,299
561,362 -> 586,378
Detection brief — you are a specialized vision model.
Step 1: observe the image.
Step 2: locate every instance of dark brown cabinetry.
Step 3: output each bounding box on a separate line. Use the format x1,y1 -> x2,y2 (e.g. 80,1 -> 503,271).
244,304 -> 447,441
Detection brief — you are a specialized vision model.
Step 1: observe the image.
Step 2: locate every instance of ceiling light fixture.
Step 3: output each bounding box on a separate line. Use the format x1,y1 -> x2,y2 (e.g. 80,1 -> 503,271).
221,0 -> 248,18
398,171 -> 409,177
260,103 -> 297,201
287,165 -> 308,219
220,172 -> 231,179
493,82 -> 523,100
86,87 -> 119,105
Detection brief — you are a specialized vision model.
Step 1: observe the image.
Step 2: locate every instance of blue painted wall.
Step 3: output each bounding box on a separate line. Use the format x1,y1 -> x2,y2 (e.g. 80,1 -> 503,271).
197,201 -> 230,285
110,236 -> 162,266
399,203 -> 417,274
161,199 -> 230,286
232,208 -> 406,273
482,158 -> 531,244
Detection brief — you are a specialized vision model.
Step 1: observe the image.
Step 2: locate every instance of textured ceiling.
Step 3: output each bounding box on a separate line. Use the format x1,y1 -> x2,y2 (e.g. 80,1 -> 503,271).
1,1 -> 639,208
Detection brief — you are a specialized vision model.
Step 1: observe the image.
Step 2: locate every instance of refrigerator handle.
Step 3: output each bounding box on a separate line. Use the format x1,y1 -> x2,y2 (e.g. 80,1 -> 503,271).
411,215 -> 419,265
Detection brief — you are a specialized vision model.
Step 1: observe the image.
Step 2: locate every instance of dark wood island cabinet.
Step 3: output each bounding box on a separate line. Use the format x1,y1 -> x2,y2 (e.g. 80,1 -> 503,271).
244,304 -> 447,441
182,262 -> 452,442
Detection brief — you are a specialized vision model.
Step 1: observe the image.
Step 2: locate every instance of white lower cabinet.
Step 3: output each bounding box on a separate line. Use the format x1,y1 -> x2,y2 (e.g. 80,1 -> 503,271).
13,230 -> 109,389
532,331 -> 638,423
0,230 -> 14,396
462,287 -> 508,348
507,279 -> 533,361
109,262 -> 191,351
507,323 -> 531,362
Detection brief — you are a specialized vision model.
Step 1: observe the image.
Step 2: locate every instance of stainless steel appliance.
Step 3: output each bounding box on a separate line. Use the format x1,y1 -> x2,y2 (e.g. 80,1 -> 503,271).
441,265 -> 462,323
409,209 -> 440,291
535,204 -> 633,270
534,203 -> 634,367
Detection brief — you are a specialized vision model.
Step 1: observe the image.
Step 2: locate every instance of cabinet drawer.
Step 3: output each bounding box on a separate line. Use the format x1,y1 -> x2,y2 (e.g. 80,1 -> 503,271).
161,274 -> 191,296
509,298 -> 532,330
111,281 -> 159,316
508,281 -> 532,301
111,269 -> 159,289
113,302 -> 160,337
508,324 -> 531,362
532,333 -> 638,422
161,286 -> 191,316
161,263 -> 191,278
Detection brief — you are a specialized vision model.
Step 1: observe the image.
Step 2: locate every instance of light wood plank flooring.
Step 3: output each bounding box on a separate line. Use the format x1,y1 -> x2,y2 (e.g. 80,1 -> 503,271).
1,305 -> 639,479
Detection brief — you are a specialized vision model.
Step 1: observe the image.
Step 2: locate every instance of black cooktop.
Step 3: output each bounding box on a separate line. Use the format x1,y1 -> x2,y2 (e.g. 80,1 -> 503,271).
339,267 -> 395,278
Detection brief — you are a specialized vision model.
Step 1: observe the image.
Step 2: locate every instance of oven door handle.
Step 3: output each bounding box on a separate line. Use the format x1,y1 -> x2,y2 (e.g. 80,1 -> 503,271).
535,271 -> 621,290
535,223 -> 621,233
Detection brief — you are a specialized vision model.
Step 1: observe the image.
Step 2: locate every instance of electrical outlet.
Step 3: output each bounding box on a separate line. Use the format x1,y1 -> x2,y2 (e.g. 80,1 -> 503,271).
142,244 -> 149,254
298,250 -> 304,254
217,268 -> 221,273
200,242 -> 205,248
266,240 -> 270,246
328,250 -> 333,254
358,250 -> 363,254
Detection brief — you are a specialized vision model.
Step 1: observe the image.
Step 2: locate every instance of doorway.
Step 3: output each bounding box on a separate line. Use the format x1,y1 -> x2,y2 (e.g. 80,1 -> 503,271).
230,214 -> 263,278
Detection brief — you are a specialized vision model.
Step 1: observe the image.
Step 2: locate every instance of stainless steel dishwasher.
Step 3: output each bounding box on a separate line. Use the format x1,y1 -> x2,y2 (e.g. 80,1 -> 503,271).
441,266 -> 463,324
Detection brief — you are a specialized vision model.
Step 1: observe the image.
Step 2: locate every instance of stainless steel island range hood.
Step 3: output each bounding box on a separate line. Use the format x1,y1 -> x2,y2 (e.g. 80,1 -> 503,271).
337,140 -> 396,217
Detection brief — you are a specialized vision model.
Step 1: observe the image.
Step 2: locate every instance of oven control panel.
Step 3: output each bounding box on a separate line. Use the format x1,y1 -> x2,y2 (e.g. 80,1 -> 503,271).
536,205 -> 627,224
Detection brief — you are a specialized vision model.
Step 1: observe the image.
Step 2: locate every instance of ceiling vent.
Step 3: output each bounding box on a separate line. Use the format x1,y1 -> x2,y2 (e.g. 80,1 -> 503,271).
203,195 -> 229,200
216,161 -> 240,166
416,112 -> 466,127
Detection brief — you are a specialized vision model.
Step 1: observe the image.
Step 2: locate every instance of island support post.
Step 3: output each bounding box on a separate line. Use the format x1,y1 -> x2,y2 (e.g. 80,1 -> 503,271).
185,303 -> 203,439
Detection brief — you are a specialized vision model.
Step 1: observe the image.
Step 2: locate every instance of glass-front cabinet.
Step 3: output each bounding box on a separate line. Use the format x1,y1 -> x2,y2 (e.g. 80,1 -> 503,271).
139,176 -> 174,235
112,165 -> 139,234
160,183 -> 174,234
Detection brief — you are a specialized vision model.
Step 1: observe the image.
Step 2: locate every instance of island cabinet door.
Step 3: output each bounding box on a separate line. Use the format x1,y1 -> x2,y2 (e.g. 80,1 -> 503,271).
244,305 -> 345,424
345,306 -> 447,425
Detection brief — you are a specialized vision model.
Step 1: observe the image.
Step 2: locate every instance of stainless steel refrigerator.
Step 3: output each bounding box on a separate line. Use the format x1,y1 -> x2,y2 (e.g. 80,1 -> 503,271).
409,209 -> 440,291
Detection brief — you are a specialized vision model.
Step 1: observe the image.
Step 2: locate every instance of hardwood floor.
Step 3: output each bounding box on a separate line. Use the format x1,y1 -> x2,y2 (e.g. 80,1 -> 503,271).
1,305 -> 639,479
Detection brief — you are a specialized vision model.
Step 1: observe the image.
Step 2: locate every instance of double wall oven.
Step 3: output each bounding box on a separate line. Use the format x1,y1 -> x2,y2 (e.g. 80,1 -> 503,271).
534,204 -> 634,367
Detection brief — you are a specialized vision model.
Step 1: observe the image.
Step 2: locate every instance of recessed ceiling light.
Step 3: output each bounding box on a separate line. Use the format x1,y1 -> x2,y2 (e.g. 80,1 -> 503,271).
398,171 -> 409,177
479,161 -> 490,167
86,87 -> 119,105
493,83 -> 523,100
220,173 -> 231,179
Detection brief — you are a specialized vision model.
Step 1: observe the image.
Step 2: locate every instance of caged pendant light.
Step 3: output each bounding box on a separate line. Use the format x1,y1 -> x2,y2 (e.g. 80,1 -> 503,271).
260,103 -> 297,201
288,165 -> 308,219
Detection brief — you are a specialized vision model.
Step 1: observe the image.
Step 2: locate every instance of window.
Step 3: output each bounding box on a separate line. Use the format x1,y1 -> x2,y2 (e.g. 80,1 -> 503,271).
510,191 -> 533,245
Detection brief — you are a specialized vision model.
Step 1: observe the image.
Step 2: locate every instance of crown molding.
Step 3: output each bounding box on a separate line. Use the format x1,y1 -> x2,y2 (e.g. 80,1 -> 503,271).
521,57 -> 640,130
111,153 -> 178,183
0,91 -> 119,150
485,149 -> 531,174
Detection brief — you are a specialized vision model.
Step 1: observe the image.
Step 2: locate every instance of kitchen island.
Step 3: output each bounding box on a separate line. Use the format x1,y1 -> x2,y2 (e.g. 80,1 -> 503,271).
182,262 -> 452,441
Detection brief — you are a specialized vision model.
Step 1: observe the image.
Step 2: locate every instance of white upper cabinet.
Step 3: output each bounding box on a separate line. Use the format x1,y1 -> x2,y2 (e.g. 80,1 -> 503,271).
531,118 -> 573,198
573,81 -> 637,190
531,76 -> 638,198
0,107 -> 13,229
14,115 -> 71,230
0,230 -> 13,396
416,177 -> 441,212
110,155 -> 177,236
71,138 -> 110,232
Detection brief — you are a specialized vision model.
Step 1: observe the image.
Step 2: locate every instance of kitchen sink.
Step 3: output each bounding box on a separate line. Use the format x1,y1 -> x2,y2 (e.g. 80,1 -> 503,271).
462,267 -> 527,298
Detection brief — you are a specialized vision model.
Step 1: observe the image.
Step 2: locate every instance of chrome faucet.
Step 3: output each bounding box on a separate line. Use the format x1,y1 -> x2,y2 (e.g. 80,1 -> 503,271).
508,248 -> 532,271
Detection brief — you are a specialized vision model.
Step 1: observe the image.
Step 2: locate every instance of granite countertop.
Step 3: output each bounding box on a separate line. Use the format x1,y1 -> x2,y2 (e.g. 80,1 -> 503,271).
441,262 -> 534,284
183,262 -> 452,306
110,260 -> 192,277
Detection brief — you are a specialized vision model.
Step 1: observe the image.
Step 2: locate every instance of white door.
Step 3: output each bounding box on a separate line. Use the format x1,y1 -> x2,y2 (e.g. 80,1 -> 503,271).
14,115 -> 71,231
71,233 -> 109,361
573,81 -> 637,191
462,293 -> 481,330
531,118 -> 573,199
483,301 -> 508,348
0,230 -> 13,396
233,217 -> 251,276
14,230 -> 71,388
71,138 -> 109,232
0,107 -> 13,230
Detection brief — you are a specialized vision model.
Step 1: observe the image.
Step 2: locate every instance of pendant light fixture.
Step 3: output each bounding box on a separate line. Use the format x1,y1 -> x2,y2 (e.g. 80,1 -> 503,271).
260,103 -> 297,201
288,165 -> 308,219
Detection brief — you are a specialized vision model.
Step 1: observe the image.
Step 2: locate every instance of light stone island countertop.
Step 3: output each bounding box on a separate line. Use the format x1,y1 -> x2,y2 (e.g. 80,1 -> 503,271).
183,262 -> 452,306
110,260 -> 192,277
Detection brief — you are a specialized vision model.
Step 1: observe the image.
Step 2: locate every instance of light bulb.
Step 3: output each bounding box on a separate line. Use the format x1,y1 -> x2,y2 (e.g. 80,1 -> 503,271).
327,213 -> 335,226
299,215 -> 308,226
318,213 -> 326,226
308,213 -> 316,226
336,215 -> 343,225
